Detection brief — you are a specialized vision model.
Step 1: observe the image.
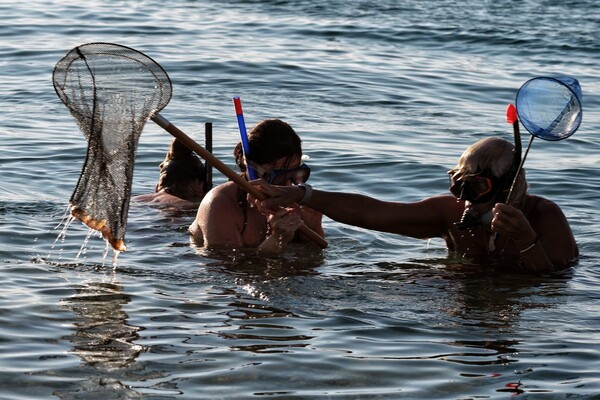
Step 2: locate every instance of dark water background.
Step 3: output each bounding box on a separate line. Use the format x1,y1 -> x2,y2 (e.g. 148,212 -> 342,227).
1,0 -> 599,398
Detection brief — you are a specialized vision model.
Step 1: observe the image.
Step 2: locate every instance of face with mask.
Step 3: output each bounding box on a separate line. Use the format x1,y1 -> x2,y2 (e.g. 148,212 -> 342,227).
448,137 -> 525,230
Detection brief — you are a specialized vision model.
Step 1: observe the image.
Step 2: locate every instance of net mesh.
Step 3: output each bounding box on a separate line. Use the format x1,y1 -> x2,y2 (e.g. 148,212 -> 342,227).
516,77 -> 582,141
53,43 -> 172,251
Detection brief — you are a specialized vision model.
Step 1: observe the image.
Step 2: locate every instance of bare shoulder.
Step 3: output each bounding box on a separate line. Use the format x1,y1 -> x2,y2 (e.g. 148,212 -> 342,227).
133,191 -> 198,210
524,194 -> 578,267
420,194 -> 464,218
420,194 -> 462,207
199,181 -> 239,210
190,182 -> 237,238
195,181 -> 242,229
132,193 -> 159,202
525,194 -> 567,218
191,181 -> 248,247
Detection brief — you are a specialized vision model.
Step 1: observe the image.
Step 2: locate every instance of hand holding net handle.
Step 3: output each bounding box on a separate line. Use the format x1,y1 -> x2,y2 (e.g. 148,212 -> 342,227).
151,113 -> 328,249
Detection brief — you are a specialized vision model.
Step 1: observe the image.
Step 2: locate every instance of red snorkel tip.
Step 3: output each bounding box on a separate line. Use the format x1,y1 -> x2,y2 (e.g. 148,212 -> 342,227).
506,103 -> 518,124
233,96 -> 243,115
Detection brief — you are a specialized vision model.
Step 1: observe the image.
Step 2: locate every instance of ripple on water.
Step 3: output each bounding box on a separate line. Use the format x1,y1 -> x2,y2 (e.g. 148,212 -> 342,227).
0,0 -> 599,398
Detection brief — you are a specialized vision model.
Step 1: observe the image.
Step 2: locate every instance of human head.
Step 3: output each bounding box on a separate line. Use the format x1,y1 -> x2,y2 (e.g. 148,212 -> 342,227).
448,137 -> 527,204
156,139 -> 207,201
234,119 -> 304,179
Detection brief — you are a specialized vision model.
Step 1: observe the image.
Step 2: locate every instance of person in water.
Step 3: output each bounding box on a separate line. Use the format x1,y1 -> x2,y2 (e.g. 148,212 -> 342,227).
134,138 -> 208,209
250,137 -> 578,272
189,119 -> 324,254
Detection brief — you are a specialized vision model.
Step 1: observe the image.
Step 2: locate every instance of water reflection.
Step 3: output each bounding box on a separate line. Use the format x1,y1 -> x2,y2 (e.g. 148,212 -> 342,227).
357,259 -> 574,395
62,280 -> 143,369
441,265 -> 571,332
192,241 -> 325,280
445,339 -> 521,367
372,257 -> 572,331
214,288 -> 315,354
56,279 -> 145,399
191,245 -> 324,354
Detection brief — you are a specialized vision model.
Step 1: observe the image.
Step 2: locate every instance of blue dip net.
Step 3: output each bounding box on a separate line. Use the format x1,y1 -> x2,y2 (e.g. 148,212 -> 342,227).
516,76 -> 582,141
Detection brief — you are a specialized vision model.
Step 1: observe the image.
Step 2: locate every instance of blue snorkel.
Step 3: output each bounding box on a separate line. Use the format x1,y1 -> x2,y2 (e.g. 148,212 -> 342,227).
233,96 -> 257,180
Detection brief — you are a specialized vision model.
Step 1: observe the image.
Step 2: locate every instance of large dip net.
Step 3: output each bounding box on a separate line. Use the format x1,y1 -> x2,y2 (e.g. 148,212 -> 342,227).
53,43 -> 172,251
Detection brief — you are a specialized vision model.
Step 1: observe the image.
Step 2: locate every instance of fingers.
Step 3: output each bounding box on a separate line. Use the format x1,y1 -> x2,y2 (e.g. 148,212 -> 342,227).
247,180 -> 275,213
491,203 -> 516,232
269,208 -> 303,239
272,208 -> 301,224
491,203 -> 536,244
248,179 -> 302,211
249,179 -> 275,196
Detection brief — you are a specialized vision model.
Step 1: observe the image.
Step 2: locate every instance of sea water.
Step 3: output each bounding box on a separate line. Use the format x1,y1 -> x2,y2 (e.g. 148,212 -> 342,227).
1,0 -> 599,398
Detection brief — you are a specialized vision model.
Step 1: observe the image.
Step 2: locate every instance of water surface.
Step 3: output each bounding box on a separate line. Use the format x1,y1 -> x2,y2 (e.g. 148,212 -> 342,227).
1,0 -> 599,398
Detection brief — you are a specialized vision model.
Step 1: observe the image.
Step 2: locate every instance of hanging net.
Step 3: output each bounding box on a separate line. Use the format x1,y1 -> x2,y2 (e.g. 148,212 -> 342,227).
515,76 -> 582,141
53,43 -> 173,251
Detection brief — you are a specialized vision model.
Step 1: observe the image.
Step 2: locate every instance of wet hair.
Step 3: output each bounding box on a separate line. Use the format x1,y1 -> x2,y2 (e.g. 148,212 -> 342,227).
157,139 -> 206,201
448,137 -> 527,202
234,119 -> 302,175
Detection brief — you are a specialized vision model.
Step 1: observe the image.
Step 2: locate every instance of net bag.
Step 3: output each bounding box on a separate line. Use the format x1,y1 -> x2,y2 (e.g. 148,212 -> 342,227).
53,43 -> 172,251
515,76 -> 582,141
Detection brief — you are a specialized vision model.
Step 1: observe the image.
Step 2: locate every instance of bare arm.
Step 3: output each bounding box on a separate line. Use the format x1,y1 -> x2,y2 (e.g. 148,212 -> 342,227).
252,181 -> 454,239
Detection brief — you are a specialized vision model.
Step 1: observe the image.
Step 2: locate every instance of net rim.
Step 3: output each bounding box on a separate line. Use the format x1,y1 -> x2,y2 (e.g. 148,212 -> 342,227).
52,41 -> 173,114
515,76 -> 582,142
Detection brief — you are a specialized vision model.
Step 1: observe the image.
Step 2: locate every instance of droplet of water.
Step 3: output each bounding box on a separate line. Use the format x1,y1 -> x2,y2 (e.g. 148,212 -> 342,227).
75,229 -> 95,260
112,250 -> 120,269
48,208 -> 75,261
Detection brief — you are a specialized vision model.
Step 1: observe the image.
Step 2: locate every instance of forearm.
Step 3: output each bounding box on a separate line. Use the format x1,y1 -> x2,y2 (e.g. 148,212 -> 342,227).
516,237 -> 555,272
255,181 -> 449,238
257,233 -> 286,254
303,189 -> 386,229
517,236 -> 578,272
255,181 -> 383,228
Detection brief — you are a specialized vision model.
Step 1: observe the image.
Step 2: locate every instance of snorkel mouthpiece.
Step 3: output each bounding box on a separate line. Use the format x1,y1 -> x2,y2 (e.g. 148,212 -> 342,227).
454,208 -> 493,230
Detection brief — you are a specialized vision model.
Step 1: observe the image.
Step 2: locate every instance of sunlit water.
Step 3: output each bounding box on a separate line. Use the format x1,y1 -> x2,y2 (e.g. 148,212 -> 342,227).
1,0 -> 599,398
